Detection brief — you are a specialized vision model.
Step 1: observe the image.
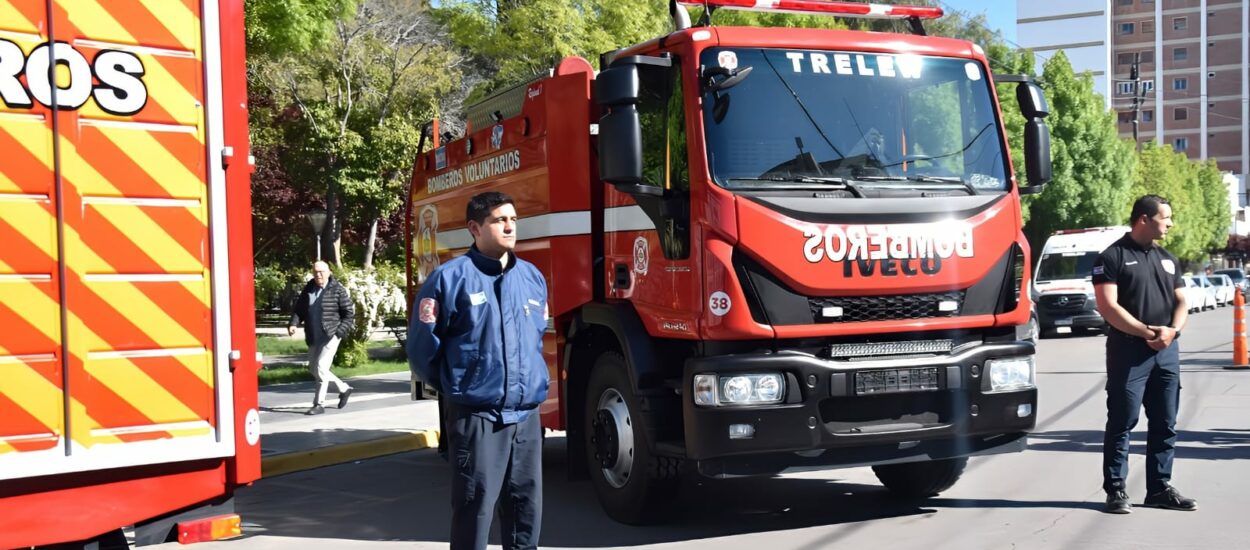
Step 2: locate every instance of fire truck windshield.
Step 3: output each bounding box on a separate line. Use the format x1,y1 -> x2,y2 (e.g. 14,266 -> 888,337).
700,47 -> 1011,194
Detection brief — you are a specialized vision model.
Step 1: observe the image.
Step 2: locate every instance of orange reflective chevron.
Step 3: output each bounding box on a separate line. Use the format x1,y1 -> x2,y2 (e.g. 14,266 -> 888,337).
0,0 -> 221,463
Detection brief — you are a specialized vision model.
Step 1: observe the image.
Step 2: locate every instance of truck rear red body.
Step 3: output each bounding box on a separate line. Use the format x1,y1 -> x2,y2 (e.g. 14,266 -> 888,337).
0,0 -> 258,546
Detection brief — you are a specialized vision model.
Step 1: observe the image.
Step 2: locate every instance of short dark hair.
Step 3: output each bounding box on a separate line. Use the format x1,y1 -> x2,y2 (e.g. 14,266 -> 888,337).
466,191 -> 514,226
1129,194 -> 1169,225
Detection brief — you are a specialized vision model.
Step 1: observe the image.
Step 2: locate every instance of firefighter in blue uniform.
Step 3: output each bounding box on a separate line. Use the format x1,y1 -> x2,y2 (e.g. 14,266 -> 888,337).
1092,195 -> 1197,514
408,191 -> 549,550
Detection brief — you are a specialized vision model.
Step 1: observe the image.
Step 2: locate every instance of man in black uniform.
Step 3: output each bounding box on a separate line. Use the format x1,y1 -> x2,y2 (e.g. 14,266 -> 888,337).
1092,195 -> 1197,514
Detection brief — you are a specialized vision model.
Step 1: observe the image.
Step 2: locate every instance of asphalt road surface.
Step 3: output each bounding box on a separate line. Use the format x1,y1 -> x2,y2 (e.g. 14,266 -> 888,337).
175,305 -> 1250,550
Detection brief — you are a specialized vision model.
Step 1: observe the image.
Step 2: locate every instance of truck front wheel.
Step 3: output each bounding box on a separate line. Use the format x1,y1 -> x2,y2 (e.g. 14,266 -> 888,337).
872,457 -> 968,498
584,352 -> 679,524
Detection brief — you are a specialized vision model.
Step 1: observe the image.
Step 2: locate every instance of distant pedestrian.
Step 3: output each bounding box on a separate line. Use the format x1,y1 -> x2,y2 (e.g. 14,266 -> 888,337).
289,260 -> 355,415
1092,194 -> 1196,514
408,191 -> 549,550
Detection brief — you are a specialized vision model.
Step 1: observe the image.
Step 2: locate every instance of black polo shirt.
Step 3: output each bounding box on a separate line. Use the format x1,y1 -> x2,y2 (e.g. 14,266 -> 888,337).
1091,234 -> 1183,341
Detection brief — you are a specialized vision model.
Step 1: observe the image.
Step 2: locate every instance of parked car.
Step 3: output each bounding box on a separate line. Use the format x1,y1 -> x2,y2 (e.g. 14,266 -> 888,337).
1214,268 -> 1248,294
1181,276 -> 1215,312
1208,274 -> 1236,306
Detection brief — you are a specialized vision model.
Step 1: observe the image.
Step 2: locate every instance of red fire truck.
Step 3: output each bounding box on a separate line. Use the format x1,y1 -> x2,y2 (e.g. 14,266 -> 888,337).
0,0 -> 259,546
406,0 -> 1051,524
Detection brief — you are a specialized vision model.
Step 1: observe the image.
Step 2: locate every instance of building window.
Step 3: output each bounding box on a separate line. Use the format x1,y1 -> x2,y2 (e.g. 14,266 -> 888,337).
1173,78 -> 1188,91
1118,0 -> 1133,5
1142,80 -> 1154,92
1118,111 -> 1132,124
1175,107 -> 1188,120
1173,47 -> 1188,61
1117,53 -> 1134,65
1117,82 -> 1136,95
1142,20 -> 1154,34
1174,137 -> 1188,151
1141,49 -> 1154,64
1120,22 -> 1135,35
1173,17 -> 1187,31
1142,110 -> 1153,122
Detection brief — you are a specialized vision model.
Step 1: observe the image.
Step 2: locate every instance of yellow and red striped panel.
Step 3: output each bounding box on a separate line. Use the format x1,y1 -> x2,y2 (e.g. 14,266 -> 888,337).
0,0 -> 215,461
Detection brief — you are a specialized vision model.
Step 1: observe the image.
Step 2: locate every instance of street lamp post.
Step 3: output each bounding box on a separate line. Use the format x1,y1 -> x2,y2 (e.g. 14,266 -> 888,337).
305,209 -> 327,262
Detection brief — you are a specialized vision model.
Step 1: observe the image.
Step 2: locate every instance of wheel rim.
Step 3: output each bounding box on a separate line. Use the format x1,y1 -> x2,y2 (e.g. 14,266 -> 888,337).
590,388 -> 635,489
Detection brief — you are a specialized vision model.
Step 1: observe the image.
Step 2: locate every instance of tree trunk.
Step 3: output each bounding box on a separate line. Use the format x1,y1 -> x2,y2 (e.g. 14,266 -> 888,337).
363,217 -> 379,270
324,187 -> 342,267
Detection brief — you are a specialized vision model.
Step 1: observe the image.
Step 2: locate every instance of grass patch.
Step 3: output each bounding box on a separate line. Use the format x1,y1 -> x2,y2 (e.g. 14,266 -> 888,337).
257,335 -> 399,357
256,336 -> 308,356
258,357 -> 409,386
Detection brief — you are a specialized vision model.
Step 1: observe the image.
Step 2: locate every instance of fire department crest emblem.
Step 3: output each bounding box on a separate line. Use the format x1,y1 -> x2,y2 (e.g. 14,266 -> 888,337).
633,236 -> 648,275
416,205 -> 440,279
491,124 -> 504,149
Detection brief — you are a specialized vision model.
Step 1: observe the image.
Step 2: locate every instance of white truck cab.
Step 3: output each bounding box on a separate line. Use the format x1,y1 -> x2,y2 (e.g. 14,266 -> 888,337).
1032,227 -> 1129,337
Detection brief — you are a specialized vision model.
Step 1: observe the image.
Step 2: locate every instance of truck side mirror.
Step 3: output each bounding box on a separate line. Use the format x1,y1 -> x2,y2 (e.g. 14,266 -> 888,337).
1016,81 -> 1051,194
595,55 -> 671,196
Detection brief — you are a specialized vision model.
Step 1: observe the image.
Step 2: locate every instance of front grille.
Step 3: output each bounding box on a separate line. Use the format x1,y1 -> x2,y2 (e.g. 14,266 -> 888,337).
1039,294 -> 1086,312
809,291 -> 965,323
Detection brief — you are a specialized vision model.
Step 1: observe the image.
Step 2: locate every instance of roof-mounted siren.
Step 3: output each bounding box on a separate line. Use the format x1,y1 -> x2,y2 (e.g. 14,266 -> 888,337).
675,0 -> 943,34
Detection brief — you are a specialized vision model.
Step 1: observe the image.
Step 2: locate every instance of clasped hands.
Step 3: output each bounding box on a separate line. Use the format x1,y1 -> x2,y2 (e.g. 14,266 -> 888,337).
1144,325 -> 1176,350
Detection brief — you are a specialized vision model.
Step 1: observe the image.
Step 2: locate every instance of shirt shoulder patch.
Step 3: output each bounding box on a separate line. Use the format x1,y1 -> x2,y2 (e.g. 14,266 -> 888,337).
1161,259 -> 1176,274
1092,265 -> 1104,276
418,297 -> 438,323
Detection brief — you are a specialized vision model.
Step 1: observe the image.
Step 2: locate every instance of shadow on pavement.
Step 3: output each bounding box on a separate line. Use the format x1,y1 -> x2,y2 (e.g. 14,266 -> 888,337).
229,435 -> 993,546
1027,429 -> 1250,460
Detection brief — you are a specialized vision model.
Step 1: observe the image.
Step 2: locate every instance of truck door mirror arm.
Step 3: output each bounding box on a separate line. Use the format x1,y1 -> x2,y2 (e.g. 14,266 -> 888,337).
995,75 -> 1051,195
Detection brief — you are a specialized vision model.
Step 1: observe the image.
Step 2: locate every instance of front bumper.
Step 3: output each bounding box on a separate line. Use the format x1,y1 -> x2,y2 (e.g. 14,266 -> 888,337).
681,342 -> 1036,473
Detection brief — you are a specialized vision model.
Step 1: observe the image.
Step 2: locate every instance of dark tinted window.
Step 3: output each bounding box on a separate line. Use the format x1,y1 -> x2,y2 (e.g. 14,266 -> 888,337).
1037,252 -> 1099,282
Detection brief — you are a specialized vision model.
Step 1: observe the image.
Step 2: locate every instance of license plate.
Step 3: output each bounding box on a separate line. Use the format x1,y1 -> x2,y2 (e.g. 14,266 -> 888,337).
855,367 -> 940,395
1054,319 -> 1073,326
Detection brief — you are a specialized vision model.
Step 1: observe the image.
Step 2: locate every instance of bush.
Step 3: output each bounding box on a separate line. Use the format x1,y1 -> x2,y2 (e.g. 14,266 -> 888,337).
334,262 -> 407,368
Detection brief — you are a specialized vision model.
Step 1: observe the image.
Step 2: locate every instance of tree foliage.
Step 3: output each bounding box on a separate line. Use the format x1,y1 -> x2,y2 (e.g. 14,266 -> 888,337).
1133,144 -> 1231,262
1019,52 -> 1136,247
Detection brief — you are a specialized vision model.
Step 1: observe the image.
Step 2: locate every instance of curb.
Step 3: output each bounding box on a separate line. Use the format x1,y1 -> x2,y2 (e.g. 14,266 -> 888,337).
261,430 -> 440,478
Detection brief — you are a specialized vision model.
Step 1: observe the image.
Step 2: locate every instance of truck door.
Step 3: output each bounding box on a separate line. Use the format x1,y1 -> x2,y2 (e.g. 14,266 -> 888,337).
0,0 -> 236,480
605,57 -> 699,336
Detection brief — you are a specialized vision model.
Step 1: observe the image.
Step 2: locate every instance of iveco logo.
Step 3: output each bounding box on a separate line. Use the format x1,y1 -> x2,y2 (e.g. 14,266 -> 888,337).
1056,296 -> 1070,306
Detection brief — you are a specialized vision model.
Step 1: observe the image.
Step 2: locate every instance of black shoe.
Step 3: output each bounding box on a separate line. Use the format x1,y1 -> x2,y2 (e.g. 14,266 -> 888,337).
305,405 -> 325,415
1143,486 -> 1197,511
1104,490 -> 1132,514
338,388 -> 353,409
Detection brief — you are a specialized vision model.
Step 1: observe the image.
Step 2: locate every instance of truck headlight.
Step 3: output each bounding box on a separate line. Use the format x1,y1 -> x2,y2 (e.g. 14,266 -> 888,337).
986,357 -> 1035,393
693,373 -> 785,406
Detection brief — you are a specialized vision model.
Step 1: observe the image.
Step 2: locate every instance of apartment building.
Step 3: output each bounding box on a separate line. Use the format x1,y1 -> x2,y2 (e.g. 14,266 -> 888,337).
1018,0 -> 1248,198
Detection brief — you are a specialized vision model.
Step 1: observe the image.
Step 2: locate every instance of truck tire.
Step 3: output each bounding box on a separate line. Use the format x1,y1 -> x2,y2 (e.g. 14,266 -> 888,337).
584,352 -> 679,524
871,457 -> 968,498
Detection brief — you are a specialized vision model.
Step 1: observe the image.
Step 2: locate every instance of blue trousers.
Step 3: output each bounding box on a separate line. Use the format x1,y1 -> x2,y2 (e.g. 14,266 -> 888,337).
1103,338 -> 1181,495
446,403 -> 542,550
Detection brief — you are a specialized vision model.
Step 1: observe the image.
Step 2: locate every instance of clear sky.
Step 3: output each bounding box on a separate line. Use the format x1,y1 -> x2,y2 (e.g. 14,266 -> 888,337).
934,0 -> 1017,44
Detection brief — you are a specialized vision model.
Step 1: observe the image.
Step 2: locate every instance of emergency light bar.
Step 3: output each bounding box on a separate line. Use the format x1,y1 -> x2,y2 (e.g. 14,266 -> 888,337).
676,0 -> 943,19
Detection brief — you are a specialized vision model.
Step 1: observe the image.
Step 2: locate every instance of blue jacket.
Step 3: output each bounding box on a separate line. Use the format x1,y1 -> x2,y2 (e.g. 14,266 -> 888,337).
408,246 -> 550,424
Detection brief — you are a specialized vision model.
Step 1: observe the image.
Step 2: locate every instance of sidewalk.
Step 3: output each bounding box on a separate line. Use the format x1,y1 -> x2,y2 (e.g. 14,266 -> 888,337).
258,370 -> 442,477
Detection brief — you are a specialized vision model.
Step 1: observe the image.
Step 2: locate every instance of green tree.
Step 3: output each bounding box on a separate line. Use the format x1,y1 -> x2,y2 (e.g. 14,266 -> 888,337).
1020,52 -> 1136,248
1132,142 -> 1199,260
246,0 -> 359,58
250,0 -> 461,268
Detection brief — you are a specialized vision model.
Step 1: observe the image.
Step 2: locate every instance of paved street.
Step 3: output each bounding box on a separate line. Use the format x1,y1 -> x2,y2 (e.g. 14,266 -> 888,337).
175,305 -> 1250,550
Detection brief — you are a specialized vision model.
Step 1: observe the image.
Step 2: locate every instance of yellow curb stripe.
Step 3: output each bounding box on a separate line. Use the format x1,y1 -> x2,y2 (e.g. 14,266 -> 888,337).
261,430 -> 440,478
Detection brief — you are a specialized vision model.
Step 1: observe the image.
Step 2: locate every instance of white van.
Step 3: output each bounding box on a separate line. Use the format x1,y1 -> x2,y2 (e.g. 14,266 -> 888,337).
1032,226 -> 1130,337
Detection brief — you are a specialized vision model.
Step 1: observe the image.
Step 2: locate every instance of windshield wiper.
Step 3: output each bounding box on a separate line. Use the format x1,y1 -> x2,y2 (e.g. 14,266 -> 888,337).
852,175 -> 978,195
728,176 -> 864,196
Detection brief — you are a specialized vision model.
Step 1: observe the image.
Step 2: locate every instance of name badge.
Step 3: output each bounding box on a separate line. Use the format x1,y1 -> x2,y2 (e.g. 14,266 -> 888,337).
469,291 -> 487,306
1161,259 -> 1176,274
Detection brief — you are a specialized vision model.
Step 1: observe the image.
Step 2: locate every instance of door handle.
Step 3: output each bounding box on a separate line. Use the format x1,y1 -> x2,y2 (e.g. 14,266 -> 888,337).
614,263 -> 630,290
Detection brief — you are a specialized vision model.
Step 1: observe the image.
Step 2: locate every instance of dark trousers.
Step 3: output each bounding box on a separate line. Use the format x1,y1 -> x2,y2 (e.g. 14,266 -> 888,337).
1103,339 -> 1181,495
446,403 -> 542,550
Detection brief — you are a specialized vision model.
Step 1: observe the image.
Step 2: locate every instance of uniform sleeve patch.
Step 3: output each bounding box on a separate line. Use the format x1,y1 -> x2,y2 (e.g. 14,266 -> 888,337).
418,297 -> 438,323
1092,265 -> 1104,276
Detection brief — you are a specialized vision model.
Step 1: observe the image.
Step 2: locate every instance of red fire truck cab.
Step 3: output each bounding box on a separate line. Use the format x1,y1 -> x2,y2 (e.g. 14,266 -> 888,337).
407,0 -> 1051,525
